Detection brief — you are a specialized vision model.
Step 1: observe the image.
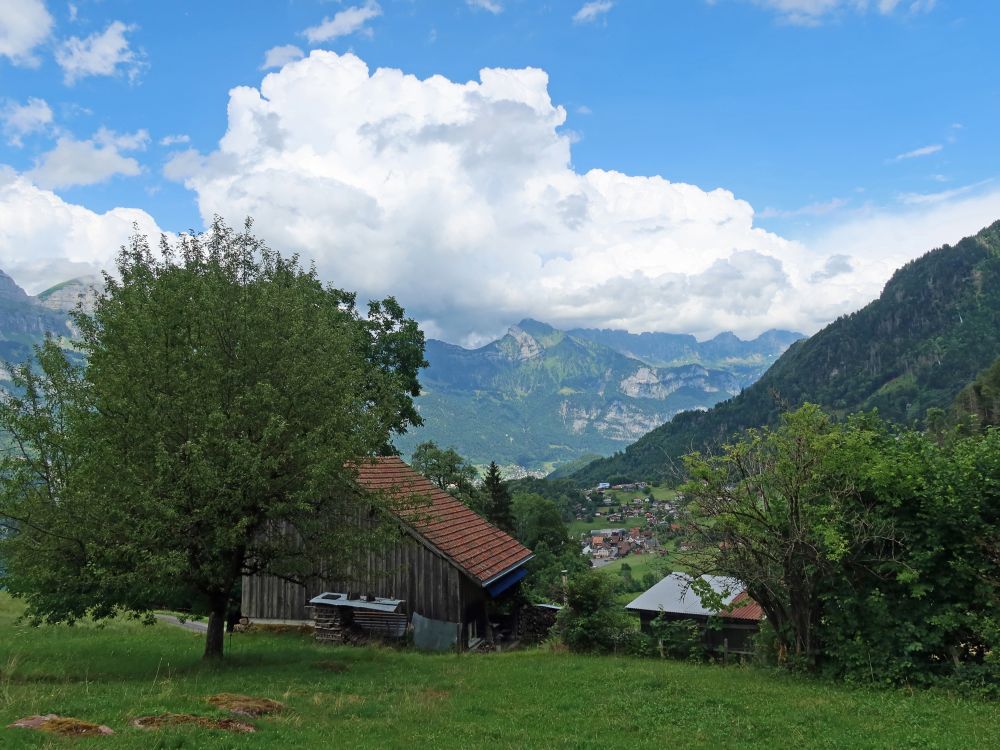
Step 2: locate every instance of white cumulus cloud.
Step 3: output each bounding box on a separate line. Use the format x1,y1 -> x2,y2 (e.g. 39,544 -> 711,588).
0,0 -> 53,67
28,128 -> 149,189
56,20 -> 144,85
0,168 -> 162,292
303,2 -> 381,44
1,97 -> 53,145
164,50 -> 957,343
5,52 -> 997,346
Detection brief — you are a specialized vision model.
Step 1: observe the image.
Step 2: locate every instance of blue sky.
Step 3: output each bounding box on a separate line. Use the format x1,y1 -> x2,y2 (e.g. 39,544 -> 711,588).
1,0 -> 998,344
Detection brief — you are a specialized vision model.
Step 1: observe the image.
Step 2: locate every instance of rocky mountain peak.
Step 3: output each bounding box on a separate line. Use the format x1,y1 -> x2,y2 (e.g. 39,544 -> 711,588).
504,325 -> 544,361
0,269 -> 32,305
37,275 -> 104,315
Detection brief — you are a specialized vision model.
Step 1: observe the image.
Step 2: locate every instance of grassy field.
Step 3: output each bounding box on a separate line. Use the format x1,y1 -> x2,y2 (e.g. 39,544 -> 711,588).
1,593 -> 998,749
601,486 -> 678,505
595,552 -> 670,580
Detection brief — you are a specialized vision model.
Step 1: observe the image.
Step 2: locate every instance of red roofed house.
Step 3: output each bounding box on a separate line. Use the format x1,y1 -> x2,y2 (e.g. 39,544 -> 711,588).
241,456 -> 534,649
626,573 -> 764,656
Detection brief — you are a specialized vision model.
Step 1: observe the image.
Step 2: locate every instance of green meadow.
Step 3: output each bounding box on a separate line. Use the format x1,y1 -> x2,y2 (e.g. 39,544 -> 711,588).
1,594 -> 998,749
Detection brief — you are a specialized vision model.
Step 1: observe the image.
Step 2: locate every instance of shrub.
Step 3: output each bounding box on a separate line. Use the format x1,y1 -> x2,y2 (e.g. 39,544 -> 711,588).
649,616 -> 705,662
557,571 -> 633,653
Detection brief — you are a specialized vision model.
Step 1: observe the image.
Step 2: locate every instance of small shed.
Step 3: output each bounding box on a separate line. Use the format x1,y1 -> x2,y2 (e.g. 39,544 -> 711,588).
626,572 -> 764,655
242,457 -> 534,650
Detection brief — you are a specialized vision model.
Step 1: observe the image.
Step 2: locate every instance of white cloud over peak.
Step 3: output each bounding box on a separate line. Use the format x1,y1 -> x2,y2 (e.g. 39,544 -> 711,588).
261,44 -> 304,70
2,52 -> 994,345
0,0 -> 53,67
573,1 -> 615,24
1,97 -> 53,145
0,169 -> 162,292
303,2 -> 381,44
28,128 -> 148,189
56,20 -> 144,85
158,50 -> 997,344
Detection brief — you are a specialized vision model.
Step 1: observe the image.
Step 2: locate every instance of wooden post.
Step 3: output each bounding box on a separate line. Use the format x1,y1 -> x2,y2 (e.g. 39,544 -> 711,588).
723,637 -> 729,666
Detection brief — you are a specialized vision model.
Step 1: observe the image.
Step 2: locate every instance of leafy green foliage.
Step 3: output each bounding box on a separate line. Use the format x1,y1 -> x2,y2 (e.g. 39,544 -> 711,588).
507,476 -> 586,513
951,355 -> 1000,431
0,219 -> 426,659
557,570 -> 634,653
511,493 -> 569,552
649,616 -> 706,661
679,404 -> 999,692
574,220 -> 1000,483
409,440 -> 484,513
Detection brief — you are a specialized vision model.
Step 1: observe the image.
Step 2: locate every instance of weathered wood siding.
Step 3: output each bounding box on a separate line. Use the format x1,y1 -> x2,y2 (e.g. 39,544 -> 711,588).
242,532 -> 479,624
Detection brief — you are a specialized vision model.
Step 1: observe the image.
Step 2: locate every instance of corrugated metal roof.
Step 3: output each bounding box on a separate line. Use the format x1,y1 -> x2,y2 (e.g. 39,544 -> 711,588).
309,592 -> 404,613
625,572 -> 762,621
356,456 -> 534,586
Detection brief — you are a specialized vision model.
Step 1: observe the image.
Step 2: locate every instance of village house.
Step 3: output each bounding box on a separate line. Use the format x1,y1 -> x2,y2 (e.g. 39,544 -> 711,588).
626,573 -> 764,656
241,456 -> 534,650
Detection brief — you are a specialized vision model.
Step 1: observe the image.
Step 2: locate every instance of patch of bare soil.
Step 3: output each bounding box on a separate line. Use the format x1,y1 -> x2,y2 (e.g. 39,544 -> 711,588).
8,714 -> 114,736
132,713 -> 255,733
206,693 -> 283,716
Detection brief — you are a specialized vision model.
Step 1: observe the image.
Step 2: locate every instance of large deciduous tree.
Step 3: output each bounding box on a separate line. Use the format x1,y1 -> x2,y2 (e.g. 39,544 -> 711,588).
680,404 -> 999,690
0,219 -> 426,659
409,440 -> 484,513
679,405 -> 898,667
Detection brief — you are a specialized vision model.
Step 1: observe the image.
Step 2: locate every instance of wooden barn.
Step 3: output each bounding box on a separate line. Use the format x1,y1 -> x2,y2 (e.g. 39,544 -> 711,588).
626,572 -> 764,656
241,456 -> 534,649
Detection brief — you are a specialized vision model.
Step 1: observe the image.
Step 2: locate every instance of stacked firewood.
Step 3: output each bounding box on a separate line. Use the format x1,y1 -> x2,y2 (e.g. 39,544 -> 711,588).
313,605 -> 353,643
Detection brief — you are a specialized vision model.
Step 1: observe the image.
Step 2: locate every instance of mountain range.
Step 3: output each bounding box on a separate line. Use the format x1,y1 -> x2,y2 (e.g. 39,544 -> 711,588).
0,271 -> 89,378
571,220 -> 1000,484
393,320 -> 802,472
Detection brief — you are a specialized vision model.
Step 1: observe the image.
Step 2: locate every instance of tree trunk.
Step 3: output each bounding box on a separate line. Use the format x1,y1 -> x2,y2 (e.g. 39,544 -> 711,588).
204,600 -> 227,660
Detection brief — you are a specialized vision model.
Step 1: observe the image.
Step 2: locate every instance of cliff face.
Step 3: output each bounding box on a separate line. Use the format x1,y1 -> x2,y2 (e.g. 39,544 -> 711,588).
36,275 -> 103,316
0,270 -> 72,344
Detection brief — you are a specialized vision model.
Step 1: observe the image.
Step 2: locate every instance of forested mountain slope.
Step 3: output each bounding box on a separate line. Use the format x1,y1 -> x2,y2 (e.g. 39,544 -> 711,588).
572,220 -> 1000,483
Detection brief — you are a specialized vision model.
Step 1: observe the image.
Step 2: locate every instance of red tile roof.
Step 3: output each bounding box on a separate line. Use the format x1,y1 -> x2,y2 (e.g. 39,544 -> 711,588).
355,456 -> 533,586
723,591 -> 765,621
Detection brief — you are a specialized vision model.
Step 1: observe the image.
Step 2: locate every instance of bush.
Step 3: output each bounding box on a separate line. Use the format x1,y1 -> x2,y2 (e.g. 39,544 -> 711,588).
649,616 -> 705,662
557,571 -> 634,653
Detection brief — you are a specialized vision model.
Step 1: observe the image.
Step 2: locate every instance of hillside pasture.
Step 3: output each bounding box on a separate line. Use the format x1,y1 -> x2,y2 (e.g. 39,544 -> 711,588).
1,594 -> 997,749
